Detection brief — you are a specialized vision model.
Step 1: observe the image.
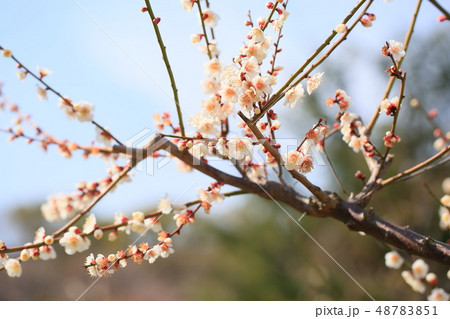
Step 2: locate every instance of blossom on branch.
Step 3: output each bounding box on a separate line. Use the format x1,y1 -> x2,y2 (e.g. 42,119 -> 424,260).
59,226 -> 91,255
283,84 -> 304,109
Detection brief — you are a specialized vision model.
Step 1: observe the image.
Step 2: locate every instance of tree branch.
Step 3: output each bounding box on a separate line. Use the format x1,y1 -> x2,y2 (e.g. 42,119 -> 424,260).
111,135 -> 450,264
144,0 -> 186,137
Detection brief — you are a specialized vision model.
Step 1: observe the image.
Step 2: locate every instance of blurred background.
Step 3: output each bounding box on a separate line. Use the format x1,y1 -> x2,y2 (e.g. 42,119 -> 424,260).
0,0 -> 449,300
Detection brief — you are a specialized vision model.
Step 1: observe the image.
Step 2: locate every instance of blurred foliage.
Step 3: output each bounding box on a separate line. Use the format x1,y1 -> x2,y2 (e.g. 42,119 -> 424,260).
0,30 -> 449,301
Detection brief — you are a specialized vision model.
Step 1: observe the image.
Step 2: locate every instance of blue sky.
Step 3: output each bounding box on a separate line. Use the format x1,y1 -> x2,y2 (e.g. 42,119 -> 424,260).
0,0 -> 447,243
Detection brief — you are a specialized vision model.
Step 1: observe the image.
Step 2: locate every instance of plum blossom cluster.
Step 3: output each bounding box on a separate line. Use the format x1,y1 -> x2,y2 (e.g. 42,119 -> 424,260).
215,135 -> 254,160
268,3 -> 290,32
113,210 -> 163,236
154,112 -> 180,134
379,96 -> 399,116
58,97 -> 95,122
0,47 -> 96,122
339,112 -> 373,155
282,149 -> 313,173
383,130 -> 401,148
0,227 -> 57,278
385,252 -> 449,300
197,181 -> 225,213
41,164 -> 132,222
438,178 -> 450,230
381,40 -> 406,63
0,95 -> 119,161
1,238 -> 22,277
82,193 -> 214,278
281,122 -> 328,173
84,238 -> 175,278
326,90 -> 377,156
326,89 -> 352,112
59,226 -> 91,255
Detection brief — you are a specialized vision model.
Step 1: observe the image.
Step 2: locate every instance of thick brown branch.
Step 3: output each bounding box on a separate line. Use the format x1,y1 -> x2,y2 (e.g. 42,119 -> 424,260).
109,135 -> 450,265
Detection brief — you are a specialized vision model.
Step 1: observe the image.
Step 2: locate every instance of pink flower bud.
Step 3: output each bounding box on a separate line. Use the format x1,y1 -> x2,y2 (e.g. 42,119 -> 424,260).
437,15 -> 447,22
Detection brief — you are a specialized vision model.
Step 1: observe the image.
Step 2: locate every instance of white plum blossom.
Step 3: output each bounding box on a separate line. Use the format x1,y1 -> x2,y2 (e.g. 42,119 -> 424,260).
240,56 -> 260,77
158,195 -> 173,215
282,150 -> 304,171
411,259 -> 429,279
41,193 -> 78,222
37,66 -> 52,78
335,23 -> 347,33
59,226 -> 91,255
272,11 -> 290,32
39,245 -> 57,260
439,207 -> 450,230
190,142 -> 209,159
198,186 -> 224,204
93,229 -> 103,239
144,246 -> 160,264
387,40 -> 405,62
380,96 -> 399,116
215,137 -> 229,158
283,84 -> 304,109
384,251 -> 404,269
204,58 -> 222,77
442,177 -> 450,194
441,194 -> 450,207
227,136 -> 254,160
428,288 -> 450,301
248,27 -> 264,42
180,0 -> 194,12
306,72 -> 324,95
4,258 -> 22,278
159,239 -> 175,258
202,8 -> 219,27
190,33 -> 202,44
58,97 -> 76,120
189,113 -> 219,136
16,71 -> 27,81
401,271 -> 426,294
73,101 -> 94,122
114,211 -> 131,234
144,217 -> 163,233
95,126 -> 112,147
36,86 -> 47,100
83,214 -> 97,234
129,211 -> 147,235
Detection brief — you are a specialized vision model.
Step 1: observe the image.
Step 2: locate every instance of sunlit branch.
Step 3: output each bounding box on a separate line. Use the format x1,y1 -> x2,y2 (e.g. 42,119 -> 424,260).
381,146 -> 450,186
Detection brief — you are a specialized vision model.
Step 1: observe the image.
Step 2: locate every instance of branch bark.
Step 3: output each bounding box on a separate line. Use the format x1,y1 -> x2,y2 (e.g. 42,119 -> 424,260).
110,135 -> 450,265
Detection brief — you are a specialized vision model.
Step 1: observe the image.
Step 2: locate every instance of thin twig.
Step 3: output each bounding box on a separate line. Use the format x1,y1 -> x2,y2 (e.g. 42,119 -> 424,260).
428,0 -> 450,20
323,147 -> 349,195
261,2 -> 279,31
366,0 -> 423,136
238,111 -> 336,208
4,52 -> 124,146
375,73 -> 407,180
381,146 -> 450,186
144,0 -> 186,137
52,162 -> 135,238
195,0 -> 213,60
